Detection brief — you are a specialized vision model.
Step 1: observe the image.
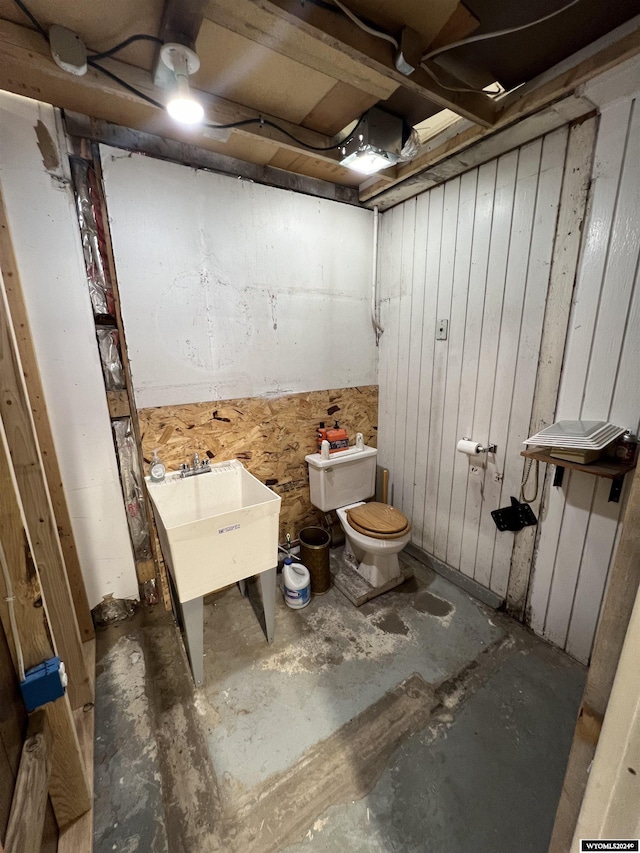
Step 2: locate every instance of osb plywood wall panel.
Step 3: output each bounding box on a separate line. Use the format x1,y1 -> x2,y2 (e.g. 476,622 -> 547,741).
139,386 -> 378,541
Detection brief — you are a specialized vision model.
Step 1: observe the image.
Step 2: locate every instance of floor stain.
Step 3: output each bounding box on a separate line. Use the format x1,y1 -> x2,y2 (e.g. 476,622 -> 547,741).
259,604 -> 410,675
372,611 -> 410,636
413,591 -> 453,618
393,575 -> 425,594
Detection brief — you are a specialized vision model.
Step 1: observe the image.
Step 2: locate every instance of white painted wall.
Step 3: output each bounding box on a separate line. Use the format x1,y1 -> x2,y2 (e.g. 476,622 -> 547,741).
528,93 -> 640,664
377,127 -> 569,599
0,92 -> 138,608
100,146 -> 377,410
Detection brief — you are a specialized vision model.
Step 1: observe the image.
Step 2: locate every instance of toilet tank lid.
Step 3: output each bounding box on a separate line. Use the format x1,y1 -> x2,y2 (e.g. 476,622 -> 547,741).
305,444 -> 377,469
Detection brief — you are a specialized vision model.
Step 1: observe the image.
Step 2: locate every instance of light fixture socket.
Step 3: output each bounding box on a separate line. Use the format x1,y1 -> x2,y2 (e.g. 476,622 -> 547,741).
160,43 -> 204,125
160,42 -> 201,77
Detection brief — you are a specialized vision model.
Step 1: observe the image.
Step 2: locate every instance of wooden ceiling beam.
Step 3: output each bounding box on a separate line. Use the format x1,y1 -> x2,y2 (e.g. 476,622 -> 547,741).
159,0 -> 207,45
203,0 -> 399,101
64,113 -> 361,204
0,19 -> 346,168
203,0 -> 497,127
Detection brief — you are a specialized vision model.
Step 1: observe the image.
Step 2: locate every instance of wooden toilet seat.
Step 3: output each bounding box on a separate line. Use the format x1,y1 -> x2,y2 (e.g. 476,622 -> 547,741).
346,502 -> 411,540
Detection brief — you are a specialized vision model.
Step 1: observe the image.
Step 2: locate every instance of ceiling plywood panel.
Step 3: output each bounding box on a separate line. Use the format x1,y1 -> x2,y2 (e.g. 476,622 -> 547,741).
302,81 -> 378,135
0,0 -> 164,68
218,133 -> 277,166
428,3 -> 480,48
195,20 -> 338,124
381,86 -> 443,126
339,0 -> 460,45
268,148 -> 362,187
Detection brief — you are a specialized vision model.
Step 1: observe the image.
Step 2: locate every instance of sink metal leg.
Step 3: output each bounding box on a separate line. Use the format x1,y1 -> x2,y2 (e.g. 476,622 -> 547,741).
237,578 -> 248,597
181,595 -> 204,687
259,567 -> 277,644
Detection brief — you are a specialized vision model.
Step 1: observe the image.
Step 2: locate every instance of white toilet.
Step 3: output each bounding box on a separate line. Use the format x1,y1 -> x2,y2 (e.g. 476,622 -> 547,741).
305,444 -> 411,588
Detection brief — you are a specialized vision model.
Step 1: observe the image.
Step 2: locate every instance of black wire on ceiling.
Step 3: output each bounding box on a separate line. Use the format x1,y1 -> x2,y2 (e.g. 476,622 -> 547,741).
261,113 -> 364,151
85,58 -> 165,110
204,114 -> 366,152
10,0 -> 364,154
89,33 -> 164,61
12,0 -> 47,37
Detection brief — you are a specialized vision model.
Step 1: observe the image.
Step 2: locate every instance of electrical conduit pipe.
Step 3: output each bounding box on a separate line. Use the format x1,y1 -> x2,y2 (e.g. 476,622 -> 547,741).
372,205 -> 383,344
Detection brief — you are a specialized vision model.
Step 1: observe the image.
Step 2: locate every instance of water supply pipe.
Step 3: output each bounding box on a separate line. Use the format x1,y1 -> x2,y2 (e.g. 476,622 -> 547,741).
371,205 -> 384,345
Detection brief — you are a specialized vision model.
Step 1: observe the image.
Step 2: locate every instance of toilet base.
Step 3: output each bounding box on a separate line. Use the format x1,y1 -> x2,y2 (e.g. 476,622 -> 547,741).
335,554 -> 412,607
345,539 -> 403,588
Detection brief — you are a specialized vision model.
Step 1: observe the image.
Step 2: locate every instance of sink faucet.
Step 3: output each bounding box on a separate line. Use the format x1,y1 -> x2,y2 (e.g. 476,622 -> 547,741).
179,452 -> 211,478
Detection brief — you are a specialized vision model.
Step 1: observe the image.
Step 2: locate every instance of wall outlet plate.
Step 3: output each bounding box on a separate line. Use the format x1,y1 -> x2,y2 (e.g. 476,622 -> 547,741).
436,319 -> 449,340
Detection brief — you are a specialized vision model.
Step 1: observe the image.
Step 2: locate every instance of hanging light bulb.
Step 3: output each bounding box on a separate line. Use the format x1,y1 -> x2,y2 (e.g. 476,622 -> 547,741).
160,43 -> 204,125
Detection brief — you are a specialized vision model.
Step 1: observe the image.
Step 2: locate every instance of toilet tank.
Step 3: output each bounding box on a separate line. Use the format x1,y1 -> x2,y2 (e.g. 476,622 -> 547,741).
305,445 -> 377,512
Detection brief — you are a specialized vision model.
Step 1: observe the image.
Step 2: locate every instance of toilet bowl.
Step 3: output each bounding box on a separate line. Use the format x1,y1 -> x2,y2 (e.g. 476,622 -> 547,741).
336,502 -> 411,587
305,443 -> 411,589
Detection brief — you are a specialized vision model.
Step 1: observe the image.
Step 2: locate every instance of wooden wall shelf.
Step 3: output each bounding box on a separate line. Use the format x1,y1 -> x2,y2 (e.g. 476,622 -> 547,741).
521,448 -> 637,503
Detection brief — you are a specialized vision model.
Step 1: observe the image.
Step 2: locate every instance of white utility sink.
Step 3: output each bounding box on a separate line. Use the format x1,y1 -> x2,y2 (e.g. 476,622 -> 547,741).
146,459 -> 281,685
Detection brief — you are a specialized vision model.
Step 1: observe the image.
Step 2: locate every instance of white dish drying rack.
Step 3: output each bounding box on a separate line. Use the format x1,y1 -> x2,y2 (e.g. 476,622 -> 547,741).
521,420 -> 635,504
523,420 -> 625,450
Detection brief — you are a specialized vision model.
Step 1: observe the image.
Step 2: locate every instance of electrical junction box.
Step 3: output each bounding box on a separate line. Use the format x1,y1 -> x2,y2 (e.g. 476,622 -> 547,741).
49,25 -> 87,76
340,107 -> 405,162
394,27 -> 423,76
20,656 -> 68,712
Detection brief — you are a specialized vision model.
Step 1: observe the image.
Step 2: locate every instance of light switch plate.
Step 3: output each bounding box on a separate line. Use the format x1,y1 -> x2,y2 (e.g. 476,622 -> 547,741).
436,319 -> 448,340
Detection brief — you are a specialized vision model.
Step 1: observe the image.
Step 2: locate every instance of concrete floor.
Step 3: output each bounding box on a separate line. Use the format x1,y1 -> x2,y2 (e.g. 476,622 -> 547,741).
93,550 -> 585,853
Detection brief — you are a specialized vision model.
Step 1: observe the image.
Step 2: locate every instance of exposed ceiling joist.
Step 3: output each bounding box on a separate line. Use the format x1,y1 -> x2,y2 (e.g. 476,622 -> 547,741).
203,0 -> 497,128
64,112 -> 361,205
203,0 -> 398,101
2,0 -> 637,199
159,0 -> 206,45
0,19 -> 349,169
361,20 -> 640,206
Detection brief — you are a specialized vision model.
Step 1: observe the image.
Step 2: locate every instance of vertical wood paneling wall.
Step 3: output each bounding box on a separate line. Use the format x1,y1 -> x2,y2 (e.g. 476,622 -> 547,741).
528,95 -> 640,664
379,97 -> 640,664
378,126 -> 569,600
